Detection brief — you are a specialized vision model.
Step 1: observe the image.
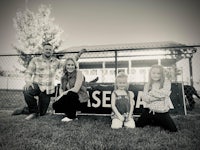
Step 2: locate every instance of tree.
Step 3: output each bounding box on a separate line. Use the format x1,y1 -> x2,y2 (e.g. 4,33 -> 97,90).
13,4 -> 63,69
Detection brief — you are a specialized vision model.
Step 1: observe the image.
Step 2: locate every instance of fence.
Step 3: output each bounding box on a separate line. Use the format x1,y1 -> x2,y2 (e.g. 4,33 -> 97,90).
0,50 -> 187,89
0,47 -> 199,113
0,50 -> 197,86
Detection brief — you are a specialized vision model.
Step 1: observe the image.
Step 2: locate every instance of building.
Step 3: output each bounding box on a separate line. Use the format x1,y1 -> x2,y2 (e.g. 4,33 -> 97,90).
59,41 -> 198,84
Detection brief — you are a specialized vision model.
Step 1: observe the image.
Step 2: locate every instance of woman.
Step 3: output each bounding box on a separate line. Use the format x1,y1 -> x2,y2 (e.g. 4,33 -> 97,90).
52,57 -> 89,122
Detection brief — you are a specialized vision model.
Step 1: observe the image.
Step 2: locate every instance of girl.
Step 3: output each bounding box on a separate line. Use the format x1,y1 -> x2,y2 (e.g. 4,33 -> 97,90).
111,72 -> 135,129
52,57 -> 89,122
136,65 -> 177,132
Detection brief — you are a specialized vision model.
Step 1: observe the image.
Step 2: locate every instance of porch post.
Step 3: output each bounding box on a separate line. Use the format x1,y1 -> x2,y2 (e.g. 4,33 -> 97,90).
115,51 -> 118,77
188,57 -> 193,86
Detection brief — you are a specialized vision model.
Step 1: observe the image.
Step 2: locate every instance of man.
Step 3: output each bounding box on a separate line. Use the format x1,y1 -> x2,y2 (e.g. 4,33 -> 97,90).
12,42 -> 85,120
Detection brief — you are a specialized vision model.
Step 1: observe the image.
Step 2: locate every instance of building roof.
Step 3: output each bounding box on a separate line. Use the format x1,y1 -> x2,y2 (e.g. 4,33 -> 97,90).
56,41 -> 198,63
60,41 -> 197,53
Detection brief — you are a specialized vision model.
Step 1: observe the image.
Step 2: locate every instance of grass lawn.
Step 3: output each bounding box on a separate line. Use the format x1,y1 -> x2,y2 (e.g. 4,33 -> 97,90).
0,90 -> 200,150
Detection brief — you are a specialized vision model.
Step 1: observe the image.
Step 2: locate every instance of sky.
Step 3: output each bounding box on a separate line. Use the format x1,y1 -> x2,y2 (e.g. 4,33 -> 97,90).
0,0 -> 200,54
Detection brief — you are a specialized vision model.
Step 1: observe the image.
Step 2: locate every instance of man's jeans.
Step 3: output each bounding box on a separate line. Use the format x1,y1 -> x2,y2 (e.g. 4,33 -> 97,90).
23,83 -> 51,116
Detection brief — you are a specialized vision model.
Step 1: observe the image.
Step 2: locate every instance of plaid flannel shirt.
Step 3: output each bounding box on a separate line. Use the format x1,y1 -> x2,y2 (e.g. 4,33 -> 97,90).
25,55 -> 60,95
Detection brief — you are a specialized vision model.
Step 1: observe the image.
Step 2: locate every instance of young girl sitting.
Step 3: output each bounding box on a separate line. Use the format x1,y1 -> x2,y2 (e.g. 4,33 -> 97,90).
136,65 -> 177,132
111,72 -> 135,129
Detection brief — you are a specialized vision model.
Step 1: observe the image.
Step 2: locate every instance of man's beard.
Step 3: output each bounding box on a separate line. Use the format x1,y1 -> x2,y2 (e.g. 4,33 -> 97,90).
44,53 -> 52,59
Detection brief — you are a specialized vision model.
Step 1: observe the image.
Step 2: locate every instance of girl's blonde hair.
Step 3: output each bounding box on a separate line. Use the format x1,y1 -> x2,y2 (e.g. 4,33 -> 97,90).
61,57 -> 78,90
115,72 -> 129,90
147,64 -> 165,91
62,57 -> 78,73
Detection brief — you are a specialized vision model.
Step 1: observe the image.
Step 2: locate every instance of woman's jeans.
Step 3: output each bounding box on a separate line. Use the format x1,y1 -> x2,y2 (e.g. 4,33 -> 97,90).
52,91 -> 82,119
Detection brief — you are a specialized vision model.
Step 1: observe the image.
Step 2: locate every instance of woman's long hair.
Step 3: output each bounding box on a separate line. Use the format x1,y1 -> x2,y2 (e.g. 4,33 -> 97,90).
62,57 -> 77,73
147,64 -> 165,91
61,57 -> 78,90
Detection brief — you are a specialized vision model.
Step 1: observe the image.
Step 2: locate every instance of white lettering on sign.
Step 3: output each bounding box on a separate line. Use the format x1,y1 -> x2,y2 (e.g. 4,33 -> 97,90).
92,90 -> 101,108
87,91 -> 91,107
87,90 -> 146,108
135,91 -> 147,108
102,91 -> 111,108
